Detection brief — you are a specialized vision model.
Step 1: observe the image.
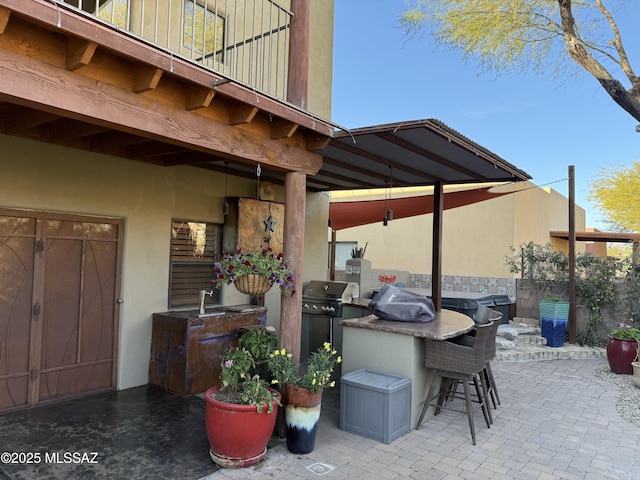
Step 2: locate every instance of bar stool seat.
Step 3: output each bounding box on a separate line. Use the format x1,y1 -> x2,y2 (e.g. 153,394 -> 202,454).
416,322 -> 493,445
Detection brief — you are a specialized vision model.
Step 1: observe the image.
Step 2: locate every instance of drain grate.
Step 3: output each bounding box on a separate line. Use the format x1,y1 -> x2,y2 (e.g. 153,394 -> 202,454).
306,462 -> 335,475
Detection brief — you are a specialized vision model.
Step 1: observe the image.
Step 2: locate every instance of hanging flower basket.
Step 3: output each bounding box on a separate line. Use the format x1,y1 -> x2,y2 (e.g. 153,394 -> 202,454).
234,274 -> 272,296
212,249 -> 296,296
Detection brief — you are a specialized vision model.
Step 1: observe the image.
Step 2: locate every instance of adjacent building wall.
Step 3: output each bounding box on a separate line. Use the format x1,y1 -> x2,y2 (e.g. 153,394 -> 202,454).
332,182 -> 587,279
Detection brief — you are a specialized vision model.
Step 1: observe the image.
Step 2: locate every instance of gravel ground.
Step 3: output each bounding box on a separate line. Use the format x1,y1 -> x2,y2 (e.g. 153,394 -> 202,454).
594,366 -> 640,428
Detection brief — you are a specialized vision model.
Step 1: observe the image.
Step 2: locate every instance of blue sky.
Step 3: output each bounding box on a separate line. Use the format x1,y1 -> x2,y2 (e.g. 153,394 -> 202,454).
331,0 -> 640,230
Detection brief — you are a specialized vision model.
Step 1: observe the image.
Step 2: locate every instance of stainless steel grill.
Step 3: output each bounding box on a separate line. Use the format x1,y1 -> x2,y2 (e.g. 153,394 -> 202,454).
300,281 -> 359,360
301,281 -> 359,317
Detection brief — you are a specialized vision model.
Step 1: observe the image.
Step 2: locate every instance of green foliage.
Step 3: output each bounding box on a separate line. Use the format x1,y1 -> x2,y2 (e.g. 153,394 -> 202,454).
239,375 -> 280,413
240,326 -> 278,361
268,343 -> 342,394
217,347 -> 280,411
505,242 -> 638,346
219,347 -> 254,390
212,249 -> 296,296
589,161 -> 640,232
399,1 -> 640,122
350,242 -> 368,259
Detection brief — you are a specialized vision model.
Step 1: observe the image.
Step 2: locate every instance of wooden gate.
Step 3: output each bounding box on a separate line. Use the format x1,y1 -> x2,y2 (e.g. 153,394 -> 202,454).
0,209 -> 122,413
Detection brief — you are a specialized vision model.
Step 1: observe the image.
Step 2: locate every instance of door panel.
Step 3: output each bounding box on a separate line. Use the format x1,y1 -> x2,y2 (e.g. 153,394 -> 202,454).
0,210 -> 121,412
0,214 -> 37,411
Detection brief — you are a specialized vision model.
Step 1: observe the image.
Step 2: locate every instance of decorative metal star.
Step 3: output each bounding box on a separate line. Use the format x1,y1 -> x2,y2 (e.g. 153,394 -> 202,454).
263,215 -> 276,232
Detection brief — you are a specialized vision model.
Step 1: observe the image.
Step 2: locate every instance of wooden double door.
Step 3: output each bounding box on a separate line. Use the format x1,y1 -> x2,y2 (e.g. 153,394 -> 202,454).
0,209 -> 122,413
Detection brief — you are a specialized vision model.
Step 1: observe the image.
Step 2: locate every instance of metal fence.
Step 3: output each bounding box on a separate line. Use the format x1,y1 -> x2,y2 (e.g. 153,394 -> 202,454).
59,0 -> 292,101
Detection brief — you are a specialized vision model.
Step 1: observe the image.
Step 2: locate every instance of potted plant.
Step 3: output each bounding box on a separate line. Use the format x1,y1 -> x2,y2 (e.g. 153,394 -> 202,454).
539,295 -> 570,348
204,346 -> 281,468
239,326 -> 278,379
267,342 -> 341,454
212,248 -> 296,296
607,323 -> 640,375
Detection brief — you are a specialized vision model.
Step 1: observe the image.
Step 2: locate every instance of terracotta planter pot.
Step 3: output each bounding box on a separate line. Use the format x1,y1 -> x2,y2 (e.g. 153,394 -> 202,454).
284,384 -> 323,454
606,337 -> 639,375
205,385 -> 281,468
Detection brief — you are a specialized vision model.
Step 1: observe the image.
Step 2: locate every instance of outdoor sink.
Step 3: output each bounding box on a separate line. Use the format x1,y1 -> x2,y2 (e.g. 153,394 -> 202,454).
197,311 -> 226,318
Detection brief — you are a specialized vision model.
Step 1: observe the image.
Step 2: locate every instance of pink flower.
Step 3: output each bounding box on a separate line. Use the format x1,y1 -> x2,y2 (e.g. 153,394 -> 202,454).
224,359 -> 233,368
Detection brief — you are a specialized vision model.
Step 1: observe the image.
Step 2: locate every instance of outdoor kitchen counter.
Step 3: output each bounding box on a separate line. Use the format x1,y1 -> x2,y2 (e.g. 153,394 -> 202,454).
339,309 -> 474,429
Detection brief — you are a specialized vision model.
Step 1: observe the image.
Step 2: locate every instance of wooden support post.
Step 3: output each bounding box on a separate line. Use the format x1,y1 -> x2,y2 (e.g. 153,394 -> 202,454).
280,171 -> 306,361
286,0 -> 309,109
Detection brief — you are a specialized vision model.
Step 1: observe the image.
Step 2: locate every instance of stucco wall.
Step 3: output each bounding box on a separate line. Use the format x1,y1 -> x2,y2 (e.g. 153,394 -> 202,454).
308,0 -> 335,119
0,134 -> 329,390
332,182 -> 587,278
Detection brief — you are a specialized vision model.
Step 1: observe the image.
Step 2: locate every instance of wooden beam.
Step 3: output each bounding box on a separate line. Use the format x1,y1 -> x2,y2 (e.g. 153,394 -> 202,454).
0,47 -> 323,174
185,85 -> 215,111
271,120 -> 298,139
0,0 -> 335,137
132,64 -> 163,93
66,37 -> 97,71
0,6 -> 10,34
3,107 -> 59,134
305,133 -> 331,151
47,118 -> 110,141
229,105 -> 258,125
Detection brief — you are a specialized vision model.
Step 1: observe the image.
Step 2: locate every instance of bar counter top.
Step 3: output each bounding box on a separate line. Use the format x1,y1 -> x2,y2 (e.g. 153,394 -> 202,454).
339,308 -> 474,341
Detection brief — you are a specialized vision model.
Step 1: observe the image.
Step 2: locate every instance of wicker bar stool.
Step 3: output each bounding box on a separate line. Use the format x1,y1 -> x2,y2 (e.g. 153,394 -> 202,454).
446,307 -> 502,413
416,322 -> 493,445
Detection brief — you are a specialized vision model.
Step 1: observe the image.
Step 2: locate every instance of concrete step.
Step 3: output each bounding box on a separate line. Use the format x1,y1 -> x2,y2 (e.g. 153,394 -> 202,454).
495,344 -> 606,362
494,319 -> 607,362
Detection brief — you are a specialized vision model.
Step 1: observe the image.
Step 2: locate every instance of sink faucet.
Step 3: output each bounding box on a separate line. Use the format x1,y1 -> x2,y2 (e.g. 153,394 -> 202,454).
199,289 -> 213,315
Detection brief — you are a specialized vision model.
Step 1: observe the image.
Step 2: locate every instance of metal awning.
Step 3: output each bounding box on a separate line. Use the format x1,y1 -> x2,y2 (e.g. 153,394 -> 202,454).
310,118 -> 531,191
550,231 -> 640,243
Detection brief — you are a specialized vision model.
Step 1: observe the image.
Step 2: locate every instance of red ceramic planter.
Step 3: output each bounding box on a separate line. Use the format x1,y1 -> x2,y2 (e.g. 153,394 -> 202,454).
606,337 -> 639,374
205,385 -> 281,468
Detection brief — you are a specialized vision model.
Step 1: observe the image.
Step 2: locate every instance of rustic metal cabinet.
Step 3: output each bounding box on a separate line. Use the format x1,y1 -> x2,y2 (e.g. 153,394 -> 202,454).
148,306 -> 266,395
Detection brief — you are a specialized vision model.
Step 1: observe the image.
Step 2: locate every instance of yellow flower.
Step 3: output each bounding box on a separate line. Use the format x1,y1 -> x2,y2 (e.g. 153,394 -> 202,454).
272,350 -> 279,356
323,342 -> 330,351
280,348 -> 287,355
271,379 -> 279,384
330,381 -> 336,388
312,378 -> 316,385
337,356 -> 342,363
331,350 -> 337,355
287,353 -> 292,358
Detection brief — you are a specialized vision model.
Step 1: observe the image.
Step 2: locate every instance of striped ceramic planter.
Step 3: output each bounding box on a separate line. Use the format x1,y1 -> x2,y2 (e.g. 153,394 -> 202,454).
284,384 -> 323,454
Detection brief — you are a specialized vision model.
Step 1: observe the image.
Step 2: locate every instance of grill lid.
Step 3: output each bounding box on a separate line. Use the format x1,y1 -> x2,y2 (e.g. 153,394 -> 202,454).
302,281 -> 355,302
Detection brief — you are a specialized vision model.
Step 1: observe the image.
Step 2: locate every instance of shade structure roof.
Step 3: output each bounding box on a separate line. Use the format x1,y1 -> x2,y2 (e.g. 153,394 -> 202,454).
330,187 -> 512,230
309,119 -> 531,191
550,231 -> 640,243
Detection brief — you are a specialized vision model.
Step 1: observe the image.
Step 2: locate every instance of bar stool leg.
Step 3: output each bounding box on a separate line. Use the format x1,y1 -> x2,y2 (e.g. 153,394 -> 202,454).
416,372 -> 442,429
485,362 -> 500,406
462,381 -> 477,445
